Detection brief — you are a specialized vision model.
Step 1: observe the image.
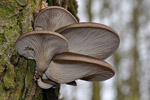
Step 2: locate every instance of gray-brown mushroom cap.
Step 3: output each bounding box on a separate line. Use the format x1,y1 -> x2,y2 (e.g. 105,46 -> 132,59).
15,31 -> 68,72
45,52 -> 115,84
34,6 -> 78,31
56,22 -> 120,60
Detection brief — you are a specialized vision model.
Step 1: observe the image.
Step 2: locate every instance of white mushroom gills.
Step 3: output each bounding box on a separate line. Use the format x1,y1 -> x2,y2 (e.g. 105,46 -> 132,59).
56,23 -> 120,60
34,6 -> 78,31
45,52 -> 115,84
15,31 -> 68,72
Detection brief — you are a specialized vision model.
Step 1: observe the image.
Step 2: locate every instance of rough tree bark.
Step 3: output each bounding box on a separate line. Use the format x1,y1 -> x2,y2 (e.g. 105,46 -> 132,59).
0,0 -> 78,100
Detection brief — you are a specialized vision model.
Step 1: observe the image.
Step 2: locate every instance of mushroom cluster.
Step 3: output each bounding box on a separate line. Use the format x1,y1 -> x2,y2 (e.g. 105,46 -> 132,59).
15,6 -> 120,89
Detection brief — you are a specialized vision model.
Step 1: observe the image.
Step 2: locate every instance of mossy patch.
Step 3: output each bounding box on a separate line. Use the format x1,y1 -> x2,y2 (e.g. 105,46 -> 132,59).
16,0 -> 28,6
0,33 -> 6,45
0,1 -> 20,18
3,61 -> 15,89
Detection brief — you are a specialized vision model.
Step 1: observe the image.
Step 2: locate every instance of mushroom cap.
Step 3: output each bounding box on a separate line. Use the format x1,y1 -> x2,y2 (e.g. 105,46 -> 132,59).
34,6 -> 78,31
56,22 -> 120,60
37,78 -> 53,89
45,52 -> 115,84
15,31 -> 68,72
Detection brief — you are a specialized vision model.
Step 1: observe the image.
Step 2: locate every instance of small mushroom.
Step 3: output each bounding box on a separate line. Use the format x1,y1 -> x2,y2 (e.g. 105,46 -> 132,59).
37,78 -> 53,89
34,6 -> 78,31
15,31 -> 68,72
34,71 -> 58,89
45,52 -> 115,84
56,22 -> 120,60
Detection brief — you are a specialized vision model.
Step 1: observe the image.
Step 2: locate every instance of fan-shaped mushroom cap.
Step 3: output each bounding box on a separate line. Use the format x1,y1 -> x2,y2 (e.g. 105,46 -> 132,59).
34,6 -> 78,31
15,31 -> 68,72
37,78 -> 53,89
56,23 -> 120,60
37,73 -> 57,89
45,52 -> 115,84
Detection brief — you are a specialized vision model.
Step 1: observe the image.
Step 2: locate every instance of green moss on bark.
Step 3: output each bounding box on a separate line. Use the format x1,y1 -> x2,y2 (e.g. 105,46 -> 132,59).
0,0 -> 42,99
3,61 -> 15,89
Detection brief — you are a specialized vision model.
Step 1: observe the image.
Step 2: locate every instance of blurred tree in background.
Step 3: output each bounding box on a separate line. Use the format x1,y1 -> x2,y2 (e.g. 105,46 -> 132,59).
96,0 -> 150,100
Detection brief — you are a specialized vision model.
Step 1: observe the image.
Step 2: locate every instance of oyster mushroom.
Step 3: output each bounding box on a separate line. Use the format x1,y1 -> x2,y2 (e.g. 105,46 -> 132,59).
37,77 -> 53,89
15,6 -> 120,89
56,22 -> 120,60
36,73 -> 76,89
45,52 -> 115,84
34,72 -> 55,89
34,6 -> 78,31
15,31 -> 68,72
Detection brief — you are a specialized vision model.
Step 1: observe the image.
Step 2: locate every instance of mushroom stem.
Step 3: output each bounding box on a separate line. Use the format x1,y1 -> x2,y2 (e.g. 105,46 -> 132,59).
35,52 -> 51,72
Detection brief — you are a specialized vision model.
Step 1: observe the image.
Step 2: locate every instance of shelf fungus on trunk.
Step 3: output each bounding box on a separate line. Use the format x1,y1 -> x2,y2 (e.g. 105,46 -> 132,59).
34,6 -> 78,31
15,31 -> 68,72
56,22 -> 120,60
15,6 -> 120,89
45,52 -> 115,84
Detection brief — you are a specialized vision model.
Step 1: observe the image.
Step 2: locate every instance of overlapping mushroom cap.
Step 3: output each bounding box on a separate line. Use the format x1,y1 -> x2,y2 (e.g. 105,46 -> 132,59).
34,6 -> 78,31
16,31 -> 68,72
56,23 -> 119,59
15,6 -> 120,89
45,52 -> 115,84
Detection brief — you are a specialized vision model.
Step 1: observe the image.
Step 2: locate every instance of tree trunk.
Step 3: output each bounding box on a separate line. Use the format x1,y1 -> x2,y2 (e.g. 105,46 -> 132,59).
0,0 -> 78,100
